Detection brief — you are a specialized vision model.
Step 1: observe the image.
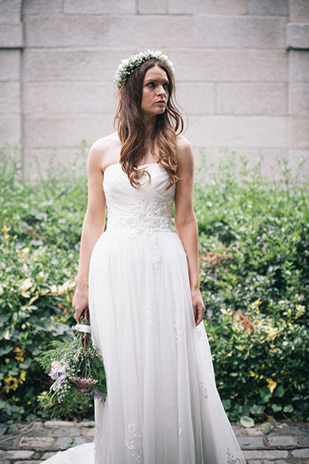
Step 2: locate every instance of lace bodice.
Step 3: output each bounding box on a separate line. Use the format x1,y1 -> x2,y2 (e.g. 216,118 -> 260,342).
103,163 -> 176,234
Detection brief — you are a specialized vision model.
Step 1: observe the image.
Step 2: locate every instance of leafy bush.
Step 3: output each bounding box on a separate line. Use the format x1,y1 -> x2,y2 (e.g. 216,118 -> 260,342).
0,143 -> 308,424
195,151 -> 308,423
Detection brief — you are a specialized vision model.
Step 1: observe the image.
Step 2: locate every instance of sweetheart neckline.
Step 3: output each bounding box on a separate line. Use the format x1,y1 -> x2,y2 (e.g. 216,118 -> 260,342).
103,163 -> 162,175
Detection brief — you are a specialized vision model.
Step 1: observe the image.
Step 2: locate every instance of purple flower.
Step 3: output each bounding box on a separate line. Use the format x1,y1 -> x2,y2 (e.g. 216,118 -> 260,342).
90,389 -> 104,400
49,361 -> 67,390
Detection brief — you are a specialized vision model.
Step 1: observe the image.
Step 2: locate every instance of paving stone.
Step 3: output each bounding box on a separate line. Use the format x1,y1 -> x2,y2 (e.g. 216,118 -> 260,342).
243,450 -> 289,459
55,436 -> 86,450
46,426 -> 82,438
14,461 -> 45,464
237,436 -> 265,449
247,427 -> 264,436
247,461 -> 288,464
41,452 -> 58,459
19,436 -> 55,450
291,448 -> 309,458
274,425 -> 308,436
0,437 -> 19,449
0,450 -> 35,459
80,421 -> 95,427
44,421 -> 80,428
267,435 -> 298,447
299,435 -> 309,446
84,428 -> 95,438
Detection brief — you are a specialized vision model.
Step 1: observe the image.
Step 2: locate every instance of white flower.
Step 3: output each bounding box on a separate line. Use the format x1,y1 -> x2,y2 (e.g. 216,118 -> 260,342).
114,49 -> 175,87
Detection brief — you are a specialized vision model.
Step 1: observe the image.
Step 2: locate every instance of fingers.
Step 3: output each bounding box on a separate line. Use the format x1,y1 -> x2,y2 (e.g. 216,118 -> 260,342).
194,302 -> 206,326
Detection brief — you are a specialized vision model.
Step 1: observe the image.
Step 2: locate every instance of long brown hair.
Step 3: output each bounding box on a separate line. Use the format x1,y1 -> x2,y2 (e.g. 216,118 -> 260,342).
113,58 -> 185,190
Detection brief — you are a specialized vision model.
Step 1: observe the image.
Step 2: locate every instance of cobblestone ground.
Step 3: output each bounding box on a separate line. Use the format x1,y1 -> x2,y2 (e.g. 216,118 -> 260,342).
0,419 -> 308,464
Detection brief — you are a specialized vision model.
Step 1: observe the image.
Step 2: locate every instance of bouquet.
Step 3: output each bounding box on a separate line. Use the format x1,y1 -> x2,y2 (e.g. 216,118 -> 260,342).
35,308 -> 106,418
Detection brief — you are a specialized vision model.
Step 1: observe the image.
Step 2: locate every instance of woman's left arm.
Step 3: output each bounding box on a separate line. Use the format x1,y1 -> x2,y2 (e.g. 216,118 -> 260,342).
174,136 -> 206,326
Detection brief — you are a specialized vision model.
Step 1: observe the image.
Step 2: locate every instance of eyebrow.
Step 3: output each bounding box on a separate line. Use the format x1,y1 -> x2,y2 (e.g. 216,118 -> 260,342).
145,79 -> 170,84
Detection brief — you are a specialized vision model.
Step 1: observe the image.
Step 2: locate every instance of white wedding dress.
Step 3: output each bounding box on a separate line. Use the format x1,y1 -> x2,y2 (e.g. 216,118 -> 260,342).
43,163 -> 246,464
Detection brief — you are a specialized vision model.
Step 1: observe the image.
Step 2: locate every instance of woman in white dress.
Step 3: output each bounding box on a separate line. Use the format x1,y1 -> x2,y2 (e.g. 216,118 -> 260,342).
44,50 -> 246,464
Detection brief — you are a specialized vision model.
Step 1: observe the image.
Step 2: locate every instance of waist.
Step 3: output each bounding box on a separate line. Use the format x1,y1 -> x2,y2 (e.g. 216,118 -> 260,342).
106,214 -> 173,233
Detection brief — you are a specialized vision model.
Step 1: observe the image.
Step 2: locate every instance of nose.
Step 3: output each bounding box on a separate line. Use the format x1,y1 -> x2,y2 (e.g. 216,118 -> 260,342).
157,84 -> 166,96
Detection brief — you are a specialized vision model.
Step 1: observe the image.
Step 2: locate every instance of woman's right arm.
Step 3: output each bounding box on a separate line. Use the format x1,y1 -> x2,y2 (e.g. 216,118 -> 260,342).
72,141 -> 107,322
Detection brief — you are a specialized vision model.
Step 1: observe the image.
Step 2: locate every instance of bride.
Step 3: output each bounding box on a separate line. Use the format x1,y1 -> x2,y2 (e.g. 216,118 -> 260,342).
43,49 -> 246,464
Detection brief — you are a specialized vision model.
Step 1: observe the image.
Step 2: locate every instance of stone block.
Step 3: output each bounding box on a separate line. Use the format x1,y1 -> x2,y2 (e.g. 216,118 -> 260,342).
289,0 -> 309,22
289,149 -> 309,180
237,436 -> 265,449
216,83 -> 287,115
23,48 -> 118,82
25,15 -> 194,48
171,49 -> 287,82
289,83 -> 309,115
247,0 -> 288,16
55,436 -> 86,450
23,147 -> 88,182
25,15 -> 110,47
0,115 -> 21,146
84,428 -> 95,438
19,436 -> 56,450
47,426 -> 82,437
22,0 -> 63,15
243,450 -> 289,459
44,421 -> 80,428
0,82 -> 20,114
186,115 -> 287,148
287,24 -> 309,50
191,147 -> 290,182
167,0 -> 194,14
0,0 -> 22,23
41,452 -> 57,459
195,16 -> 286,49
0,23 -> 23,48
289,117 -> 309,148
64,0 -> 136,14
138,0 -> 167,14
193,0 -> 246,15
289,50 -> 309,82
291,448 -> 309,457
0,450 -> 35,459
0,50 -> 20,81
267,435 -> 298,447
176,82 -> 215,114
24,114 -> 115,148
247,461 -> 288,464
23,82 -> 117,114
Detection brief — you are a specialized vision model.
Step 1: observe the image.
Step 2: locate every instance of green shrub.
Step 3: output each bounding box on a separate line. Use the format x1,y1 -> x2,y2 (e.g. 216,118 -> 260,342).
195,151 -> 308,422
0,143 -> 308,424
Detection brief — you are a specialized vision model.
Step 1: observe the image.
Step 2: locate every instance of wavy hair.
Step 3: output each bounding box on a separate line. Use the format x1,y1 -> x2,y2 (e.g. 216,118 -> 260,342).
113,58 -> 185,190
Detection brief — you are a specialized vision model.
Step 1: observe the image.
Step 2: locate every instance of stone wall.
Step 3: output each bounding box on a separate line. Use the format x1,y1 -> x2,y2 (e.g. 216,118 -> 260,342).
0,0 -> 308,179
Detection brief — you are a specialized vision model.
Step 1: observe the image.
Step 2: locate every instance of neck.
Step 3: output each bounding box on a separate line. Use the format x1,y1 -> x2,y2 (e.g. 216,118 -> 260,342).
143,114 -> 157,143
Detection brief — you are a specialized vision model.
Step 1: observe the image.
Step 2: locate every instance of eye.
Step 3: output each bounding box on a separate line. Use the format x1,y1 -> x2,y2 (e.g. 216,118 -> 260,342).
163,83 -> 170,91
146,82 -> 155,88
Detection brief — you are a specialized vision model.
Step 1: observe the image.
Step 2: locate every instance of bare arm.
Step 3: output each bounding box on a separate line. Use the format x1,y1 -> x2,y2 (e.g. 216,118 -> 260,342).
73,141 -> 107,322
174,136 -> 205,326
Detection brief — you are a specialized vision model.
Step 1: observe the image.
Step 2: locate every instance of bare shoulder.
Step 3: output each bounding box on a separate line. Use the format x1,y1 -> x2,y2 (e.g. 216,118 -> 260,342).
88,132 -> 120,171
176,135 -> 194,171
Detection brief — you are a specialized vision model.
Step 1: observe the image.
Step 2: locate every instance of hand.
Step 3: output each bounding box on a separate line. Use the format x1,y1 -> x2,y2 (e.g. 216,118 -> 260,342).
72,285 -> 89,323
191,288 -> 206,326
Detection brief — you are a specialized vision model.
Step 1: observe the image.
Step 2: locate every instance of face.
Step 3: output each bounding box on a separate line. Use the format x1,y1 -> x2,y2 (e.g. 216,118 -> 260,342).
141,65 -> 170,117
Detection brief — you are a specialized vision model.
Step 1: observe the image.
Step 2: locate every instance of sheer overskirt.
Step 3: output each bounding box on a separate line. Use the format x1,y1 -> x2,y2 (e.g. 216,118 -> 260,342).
42,164 -> 246,464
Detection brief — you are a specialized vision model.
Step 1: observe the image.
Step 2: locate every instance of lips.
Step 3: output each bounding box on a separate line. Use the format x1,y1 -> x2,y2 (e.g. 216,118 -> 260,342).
156,100 -> 166,104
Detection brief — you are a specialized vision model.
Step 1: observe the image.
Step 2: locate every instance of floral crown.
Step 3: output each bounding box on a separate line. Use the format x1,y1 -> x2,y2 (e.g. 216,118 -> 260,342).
114,49 -> 175,88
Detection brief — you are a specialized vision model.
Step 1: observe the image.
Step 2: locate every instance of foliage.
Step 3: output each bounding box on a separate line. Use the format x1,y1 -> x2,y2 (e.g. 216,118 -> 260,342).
195,150 -> 308,423
35,321 -> 107,418
0,142 -> 308,425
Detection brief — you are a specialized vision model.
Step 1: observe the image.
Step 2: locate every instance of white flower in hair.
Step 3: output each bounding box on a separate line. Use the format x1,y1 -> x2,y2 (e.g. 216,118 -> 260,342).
114,49 -> 174,88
